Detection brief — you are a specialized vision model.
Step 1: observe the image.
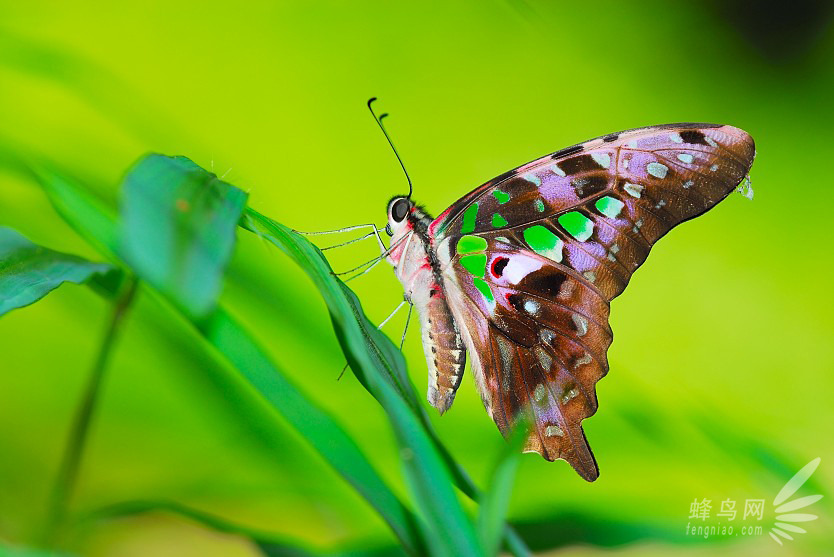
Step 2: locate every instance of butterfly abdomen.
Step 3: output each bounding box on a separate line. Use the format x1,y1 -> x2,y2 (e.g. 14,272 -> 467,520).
388,205 -> 468,414
417,287 -> 466,413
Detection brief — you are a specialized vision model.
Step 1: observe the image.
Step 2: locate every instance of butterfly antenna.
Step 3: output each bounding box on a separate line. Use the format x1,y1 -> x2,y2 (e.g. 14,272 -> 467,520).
367,97 -> 413,199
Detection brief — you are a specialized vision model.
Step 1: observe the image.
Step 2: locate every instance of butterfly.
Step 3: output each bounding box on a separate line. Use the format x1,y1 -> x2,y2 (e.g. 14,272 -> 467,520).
381,120 -> 755,481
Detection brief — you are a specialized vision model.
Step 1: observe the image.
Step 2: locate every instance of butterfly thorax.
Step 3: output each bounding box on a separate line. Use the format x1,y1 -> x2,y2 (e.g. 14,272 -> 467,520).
386,201 -> 466,413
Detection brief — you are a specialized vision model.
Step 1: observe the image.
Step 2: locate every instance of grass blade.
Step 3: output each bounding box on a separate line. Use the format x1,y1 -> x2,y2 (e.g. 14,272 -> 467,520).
41,278 -> 138,548
478,424 -> 527,557
0,226 -> 119,316
196,306 -> 425,554
241,209 -> 483,557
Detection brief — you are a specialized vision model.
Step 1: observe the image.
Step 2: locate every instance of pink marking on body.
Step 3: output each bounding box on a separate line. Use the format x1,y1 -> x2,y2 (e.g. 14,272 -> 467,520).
428,209 -> 452,236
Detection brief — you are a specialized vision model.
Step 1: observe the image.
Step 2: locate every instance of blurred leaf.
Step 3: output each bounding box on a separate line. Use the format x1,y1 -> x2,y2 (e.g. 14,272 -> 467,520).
478,423 -> 528,557
92,500 -> 320,557
28,160 -> 427,556
241,209 -> 483,557
119,155 -> 247,319
0,226 -> 119,316
0,545 -> 74,557
91,500 -> 407,557
28,165 -> 122,260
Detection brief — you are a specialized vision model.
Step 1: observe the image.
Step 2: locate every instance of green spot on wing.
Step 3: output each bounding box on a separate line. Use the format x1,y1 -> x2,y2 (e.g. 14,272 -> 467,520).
558,211 -> 594,242
457,235 -> 487,254
522,225 -> 563,263
595,196 -> 625,219
492,214 -> 508,228
534,199 -> 545,212
461,203 -> 479,234
460,254 -> 487,277
473,277 -> 494,302
493,190 -> 510,204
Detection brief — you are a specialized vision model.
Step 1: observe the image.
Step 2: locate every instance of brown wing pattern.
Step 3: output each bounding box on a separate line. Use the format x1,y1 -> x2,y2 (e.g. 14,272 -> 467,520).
443,241 -> 611,480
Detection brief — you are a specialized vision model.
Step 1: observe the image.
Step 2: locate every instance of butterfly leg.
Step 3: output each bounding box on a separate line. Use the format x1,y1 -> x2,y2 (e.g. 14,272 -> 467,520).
294,223 -> 387,254
377,299 -> 407,329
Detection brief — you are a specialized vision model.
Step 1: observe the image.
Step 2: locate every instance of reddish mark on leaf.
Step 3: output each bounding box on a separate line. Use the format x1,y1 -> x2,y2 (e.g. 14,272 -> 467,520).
175,199 -> 190,211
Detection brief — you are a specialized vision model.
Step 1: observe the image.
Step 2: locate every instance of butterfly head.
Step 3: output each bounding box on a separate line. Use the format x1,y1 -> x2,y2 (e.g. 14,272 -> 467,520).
385,196 -> 413,238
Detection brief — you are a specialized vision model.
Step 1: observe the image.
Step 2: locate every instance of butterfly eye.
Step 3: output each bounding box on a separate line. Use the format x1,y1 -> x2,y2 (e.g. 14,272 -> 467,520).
391,198 -> 410,222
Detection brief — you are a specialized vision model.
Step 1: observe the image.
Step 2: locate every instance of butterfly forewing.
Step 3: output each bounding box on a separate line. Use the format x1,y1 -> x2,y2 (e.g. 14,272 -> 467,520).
432,124 -> 755,480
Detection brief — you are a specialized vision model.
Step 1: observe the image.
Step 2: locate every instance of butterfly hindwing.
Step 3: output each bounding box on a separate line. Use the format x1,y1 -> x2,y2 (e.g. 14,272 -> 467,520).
431,124 -> 755,479
442,241 -> 611,480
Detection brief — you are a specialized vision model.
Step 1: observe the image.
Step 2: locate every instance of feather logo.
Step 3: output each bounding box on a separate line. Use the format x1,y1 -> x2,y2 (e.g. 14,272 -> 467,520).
769,457 -> 823,545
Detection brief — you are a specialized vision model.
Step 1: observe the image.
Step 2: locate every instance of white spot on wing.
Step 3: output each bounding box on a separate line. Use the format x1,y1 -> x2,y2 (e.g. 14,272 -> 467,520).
669,132 -> 683,143
502,256 -> 543,284
624,182 -> 643,198
523,299 -> 540,315
545,425 -> 564,437
591,152 -> 611,169
550,164 -> 565,177
647,162 -> 668,178
677,153 -> 694,164
574,353 -> 592,368
572,314 -> 589,336
524,172 -> 541,187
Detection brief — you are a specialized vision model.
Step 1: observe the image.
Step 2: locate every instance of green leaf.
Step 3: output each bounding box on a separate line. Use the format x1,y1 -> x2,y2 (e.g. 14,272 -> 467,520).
0,226 -> 118,316
28,159 -> 427,556
241,209 -> 530,557
196,306 -> 425,555
119,155 -> 247,319
28,165 -> 121,259
241,209 -> 483,557
478,423 -> 528,557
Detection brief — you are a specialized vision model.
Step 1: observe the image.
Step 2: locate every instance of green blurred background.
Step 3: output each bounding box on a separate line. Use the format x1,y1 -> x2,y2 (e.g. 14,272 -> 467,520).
1,1 -> 832,555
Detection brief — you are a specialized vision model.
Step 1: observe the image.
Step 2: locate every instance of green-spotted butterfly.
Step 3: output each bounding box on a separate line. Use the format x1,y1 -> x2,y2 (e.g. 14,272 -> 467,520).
377,108 -> 755,481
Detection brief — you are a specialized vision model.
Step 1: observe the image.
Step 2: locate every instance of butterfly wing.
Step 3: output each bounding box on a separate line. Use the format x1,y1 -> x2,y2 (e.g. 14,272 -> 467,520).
431,124 -> 755,480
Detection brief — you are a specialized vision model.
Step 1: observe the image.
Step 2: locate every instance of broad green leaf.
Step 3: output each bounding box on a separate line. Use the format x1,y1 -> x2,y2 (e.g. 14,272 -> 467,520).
241,209 -> 482,557
0,226 -> 118,316
28,160 -> 427,556
478,423 -> 528,557
119,155 -> 247,319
